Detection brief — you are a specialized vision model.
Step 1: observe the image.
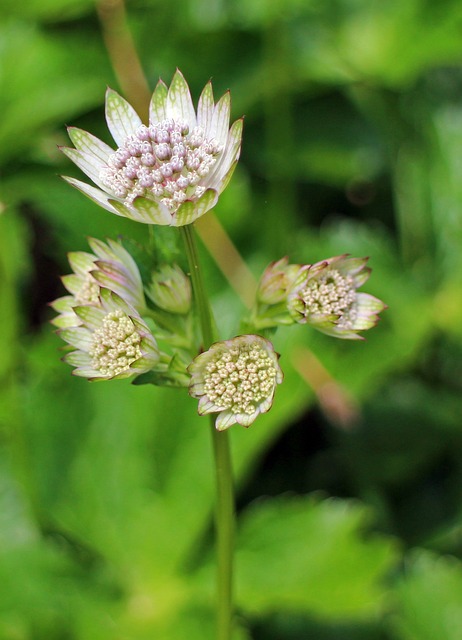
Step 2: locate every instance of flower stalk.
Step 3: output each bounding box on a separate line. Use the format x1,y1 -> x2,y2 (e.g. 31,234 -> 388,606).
180,224 -> 235,640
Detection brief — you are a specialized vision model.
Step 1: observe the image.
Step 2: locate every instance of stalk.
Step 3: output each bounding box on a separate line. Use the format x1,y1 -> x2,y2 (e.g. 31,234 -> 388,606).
180,224 -> 235,640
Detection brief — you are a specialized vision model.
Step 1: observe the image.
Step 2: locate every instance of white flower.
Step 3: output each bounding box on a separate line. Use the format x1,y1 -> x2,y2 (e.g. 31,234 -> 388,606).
58,288 -> 159,380
50,238 -> 145,328
188,335 -> 283,430
61,69 -> 243,226
287,254 -> 386,339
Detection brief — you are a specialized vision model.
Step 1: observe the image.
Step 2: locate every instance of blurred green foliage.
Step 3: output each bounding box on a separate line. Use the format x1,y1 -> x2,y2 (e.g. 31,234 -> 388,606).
1,0 -> 462,637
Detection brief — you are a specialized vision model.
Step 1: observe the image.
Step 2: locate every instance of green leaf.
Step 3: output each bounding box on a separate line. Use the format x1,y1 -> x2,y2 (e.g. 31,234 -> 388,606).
0,0 -> 94,21
392,550 -> 462,640
0,22 -> 107,165
236,495 -> 398,617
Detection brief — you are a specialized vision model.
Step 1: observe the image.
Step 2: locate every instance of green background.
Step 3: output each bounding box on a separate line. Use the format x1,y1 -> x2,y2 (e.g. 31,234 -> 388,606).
1,0 -> 462,637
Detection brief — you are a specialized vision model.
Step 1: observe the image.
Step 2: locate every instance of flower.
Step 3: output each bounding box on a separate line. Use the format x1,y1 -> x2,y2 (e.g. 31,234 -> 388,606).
188,335 -> 283,431
61,69 -> 243,226
287,254 -> 386,339
58,288 -> 159,380
147,263 -> 192,314
50,238 -> 145,328
257,256 -> 301,305
251,257 -> 302,328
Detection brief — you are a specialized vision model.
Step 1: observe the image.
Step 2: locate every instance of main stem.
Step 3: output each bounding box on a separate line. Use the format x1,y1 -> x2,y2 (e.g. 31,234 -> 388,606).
180,224 -> 235,640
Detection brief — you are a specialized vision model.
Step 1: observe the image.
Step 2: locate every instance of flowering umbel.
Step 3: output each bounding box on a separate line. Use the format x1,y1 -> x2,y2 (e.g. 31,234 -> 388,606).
50,238 -> 145,328
61,69 -> 243,226
58,288 -> 159,380
287,255 -> 386,339
188,335 -> 283,431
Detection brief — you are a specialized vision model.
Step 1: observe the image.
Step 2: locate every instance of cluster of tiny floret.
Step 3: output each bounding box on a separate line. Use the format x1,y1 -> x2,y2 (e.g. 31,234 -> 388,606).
203,343 -> 278,416
100,119 -> 223,212
89,310 -> 142,376
75,274 -> 100,305
300,268 -> 357,328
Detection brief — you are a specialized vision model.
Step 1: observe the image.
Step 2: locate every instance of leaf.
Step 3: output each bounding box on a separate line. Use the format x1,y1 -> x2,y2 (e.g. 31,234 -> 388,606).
235,495 -> 398,617
391,550 -> 462,640
0,22 -> 107,165
0,0 -> 94,21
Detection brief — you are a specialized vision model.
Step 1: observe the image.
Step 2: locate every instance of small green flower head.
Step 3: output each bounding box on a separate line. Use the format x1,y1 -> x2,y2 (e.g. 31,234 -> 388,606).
61,69 -> 243,226
257,256 -> 301,305
59,289 -> 159,380
188,335 -> 283,431
50,238 -> 145,328
147,264 -> 192,314
287,254 -> 386,339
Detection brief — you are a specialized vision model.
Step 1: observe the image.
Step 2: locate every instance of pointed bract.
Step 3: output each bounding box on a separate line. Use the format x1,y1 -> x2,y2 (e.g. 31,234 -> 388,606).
149,79 -> 168,123
166,69 -> 197,126
67,127 -> 113,164
197,81 -> 214,133
210,91 -> 231,146
61,147 -> 107,189
61,176 -> 119,214
105,88 -> 143,146
175,189 -> 218,227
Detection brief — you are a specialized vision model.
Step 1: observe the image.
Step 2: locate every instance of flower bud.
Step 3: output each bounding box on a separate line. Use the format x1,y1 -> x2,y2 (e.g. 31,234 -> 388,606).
257,257 -> 301,305
147,264 -> 192,315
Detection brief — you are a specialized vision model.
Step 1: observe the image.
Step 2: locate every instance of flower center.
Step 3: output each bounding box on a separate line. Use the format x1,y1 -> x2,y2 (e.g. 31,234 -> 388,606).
75,274 -> 100,305
300,269 -> 357,322
89,310 -> 142,376
100,119 -> 223,213
203,343 -> 278,416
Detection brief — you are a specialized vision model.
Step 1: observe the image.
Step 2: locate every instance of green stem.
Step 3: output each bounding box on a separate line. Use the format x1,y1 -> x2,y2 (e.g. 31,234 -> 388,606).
210,413 -> 235,640
180,224 -> 215,349
180,224 -> 235,640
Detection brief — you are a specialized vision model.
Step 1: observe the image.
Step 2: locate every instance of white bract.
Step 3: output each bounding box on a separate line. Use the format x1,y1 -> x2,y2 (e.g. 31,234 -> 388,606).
188,335 -> 283,431
61,69 -> 243,226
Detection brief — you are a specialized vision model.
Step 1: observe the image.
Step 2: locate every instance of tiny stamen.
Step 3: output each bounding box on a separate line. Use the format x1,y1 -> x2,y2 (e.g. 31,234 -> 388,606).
75,274 -> 100,305
202,343 -> 278,416
300,269 -> 357,327
89,310 -> 142,376
100,119 -> 223,213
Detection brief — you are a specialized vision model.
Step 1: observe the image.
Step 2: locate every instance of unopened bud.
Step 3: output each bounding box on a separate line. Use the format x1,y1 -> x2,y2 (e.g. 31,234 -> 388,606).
257,257 -> 300,305
148,264 -> 192,314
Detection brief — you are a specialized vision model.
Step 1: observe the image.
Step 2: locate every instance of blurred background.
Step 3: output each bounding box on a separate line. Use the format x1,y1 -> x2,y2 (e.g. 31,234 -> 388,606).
1,0 -> 462,638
